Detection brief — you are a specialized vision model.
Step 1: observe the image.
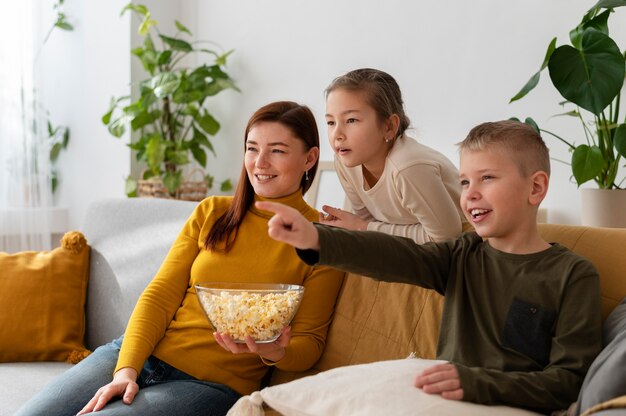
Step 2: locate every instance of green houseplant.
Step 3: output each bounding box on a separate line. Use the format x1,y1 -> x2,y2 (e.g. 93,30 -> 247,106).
510,0 -> 626,190
102,3 -> 238,197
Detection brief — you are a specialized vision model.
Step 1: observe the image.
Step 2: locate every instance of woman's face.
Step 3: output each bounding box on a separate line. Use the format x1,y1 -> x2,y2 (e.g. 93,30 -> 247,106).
244,121 -> 318,198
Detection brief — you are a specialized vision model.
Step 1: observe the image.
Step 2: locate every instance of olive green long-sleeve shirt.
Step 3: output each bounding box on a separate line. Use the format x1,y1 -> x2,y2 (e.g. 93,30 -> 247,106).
298,227 -> 601,414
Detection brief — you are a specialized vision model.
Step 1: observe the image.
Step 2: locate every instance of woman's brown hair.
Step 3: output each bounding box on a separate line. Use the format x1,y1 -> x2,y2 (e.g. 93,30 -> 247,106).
204,101 -> 320,252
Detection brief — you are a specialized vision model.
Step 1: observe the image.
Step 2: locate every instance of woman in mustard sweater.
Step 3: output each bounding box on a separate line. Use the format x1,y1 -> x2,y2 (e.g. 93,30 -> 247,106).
16,101 -> 345,416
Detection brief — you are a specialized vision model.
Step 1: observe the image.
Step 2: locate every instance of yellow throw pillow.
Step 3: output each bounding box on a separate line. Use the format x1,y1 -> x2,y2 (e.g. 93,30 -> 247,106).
0,231 -> 91,363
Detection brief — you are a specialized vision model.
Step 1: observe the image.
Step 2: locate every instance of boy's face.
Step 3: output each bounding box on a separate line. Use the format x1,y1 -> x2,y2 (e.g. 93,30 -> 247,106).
459,148 -> 536,241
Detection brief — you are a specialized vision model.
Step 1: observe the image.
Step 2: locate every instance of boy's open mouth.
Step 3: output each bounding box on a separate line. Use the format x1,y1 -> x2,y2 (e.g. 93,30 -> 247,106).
470,208 -> 491,219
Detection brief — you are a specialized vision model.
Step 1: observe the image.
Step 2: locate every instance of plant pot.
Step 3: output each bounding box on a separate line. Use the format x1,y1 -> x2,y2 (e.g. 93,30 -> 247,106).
580,189 -> 626,228
137,169 -> 208,202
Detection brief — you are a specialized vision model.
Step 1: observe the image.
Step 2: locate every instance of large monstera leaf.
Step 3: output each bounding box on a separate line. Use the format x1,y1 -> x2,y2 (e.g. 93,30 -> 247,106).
548,28 -> 624,116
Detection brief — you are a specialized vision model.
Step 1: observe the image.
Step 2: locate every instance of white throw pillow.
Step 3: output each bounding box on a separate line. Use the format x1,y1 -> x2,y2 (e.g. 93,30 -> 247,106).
227,358 -> 542,416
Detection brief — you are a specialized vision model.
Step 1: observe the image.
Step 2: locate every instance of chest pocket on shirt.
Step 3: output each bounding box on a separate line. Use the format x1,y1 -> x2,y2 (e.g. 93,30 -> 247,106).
501,297 -> 556,367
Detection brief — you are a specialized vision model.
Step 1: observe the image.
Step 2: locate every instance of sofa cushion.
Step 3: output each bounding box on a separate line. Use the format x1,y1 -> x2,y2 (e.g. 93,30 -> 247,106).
230,358 -> 542,416
577,299 -> 626,415
0,361 -> 73,416
271,273 -> 444,385
602,297 -> 626,346
81,198 -> 197,349
0,231 -> 90,363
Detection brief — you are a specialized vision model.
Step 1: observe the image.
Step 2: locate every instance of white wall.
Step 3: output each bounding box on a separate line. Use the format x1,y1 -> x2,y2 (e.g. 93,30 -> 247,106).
44,0 -> 626,228
40,0 -> 131,230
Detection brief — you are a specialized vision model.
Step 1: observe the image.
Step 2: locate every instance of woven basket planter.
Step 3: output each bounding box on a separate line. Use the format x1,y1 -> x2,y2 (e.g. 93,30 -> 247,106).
137,169 -> 208,202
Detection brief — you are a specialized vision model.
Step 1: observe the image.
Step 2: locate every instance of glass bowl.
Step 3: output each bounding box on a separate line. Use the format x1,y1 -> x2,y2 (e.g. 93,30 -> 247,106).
195,282 -> 305,343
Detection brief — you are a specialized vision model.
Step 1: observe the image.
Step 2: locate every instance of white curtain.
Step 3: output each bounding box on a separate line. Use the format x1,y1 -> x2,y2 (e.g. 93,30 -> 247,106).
0,1 -> 53,252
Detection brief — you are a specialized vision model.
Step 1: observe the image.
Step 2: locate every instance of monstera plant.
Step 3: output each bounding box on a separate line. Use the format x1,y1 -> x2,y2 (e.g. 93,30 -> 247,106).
510,0 -> 626,189
102,3 -> 238,197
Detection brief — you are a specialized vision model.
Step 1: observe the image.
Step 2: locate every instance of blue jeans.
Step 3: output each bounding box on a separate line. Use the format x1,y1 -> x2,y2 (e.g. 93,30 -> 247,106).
15,337 -> 241,416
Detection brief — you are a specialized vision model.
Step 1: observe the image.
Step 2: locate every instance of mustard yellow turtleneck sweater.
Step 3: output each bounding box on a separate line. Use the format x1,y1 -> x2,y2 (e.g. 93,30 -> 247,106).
116,191 -> 345,395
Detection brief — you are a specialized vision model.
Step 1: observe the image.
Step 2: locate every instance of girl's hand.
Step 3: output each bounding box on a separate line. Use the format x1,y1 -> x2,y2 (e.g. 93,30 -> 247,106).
319,205 -> 369,231
255,201 -> 320,250
214,326 -> 292,363
414,362 -> 464,400
77,367 -> 139,415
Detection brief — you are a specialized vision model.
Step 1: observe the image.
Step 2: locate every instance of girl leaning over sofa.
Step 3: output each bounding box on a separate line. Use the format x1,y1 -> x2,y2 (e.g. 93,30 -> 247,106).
15,101 -> 344,416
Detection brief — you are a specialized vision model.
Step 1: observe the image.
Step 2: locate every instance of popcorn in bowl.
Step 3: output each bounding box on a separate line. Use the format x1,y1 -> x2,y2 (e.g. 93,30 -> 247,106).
195,282 -> 305,343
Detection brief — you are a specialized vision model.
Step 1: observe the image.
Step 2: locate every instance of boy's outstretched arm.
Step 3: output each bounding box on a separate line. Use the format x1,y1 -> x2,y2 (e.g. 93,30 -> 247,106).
255,201 -> 320,250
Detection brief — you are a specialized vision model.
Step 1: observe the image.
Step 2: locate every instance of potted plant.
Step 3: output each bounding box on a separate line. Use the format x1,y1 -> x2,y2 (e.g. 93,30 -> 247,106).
102,3 -> 238,199
510,0 -> 626,227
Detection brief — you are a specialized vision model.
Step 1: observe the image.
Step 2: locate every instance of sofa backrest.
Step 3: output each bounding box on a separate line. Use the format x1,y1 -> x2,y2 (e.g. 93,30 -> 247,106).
537,223 -> 626,321
271,223 -> 626,385
81,198 -> 197,350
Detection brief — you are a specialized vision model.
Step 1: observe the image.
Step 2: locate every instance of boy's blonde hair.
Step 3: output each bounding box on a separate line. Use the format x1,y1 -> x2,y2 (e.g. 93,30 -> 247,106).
458,120 -> 550,177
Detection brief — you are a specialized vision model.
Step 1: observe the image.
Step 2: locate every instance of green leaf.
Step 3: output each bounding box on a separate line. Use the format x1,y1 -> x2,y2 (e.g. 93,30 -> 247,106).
583,9 -> 611,35
62,128 -> 70,147
139,49 -> 158,74
205,77 -> 239,96
540,38 -> 558,70
572,144 -> 604,186
163,171 -> 182,194
50,142 -> 63,162
196,113 -> 220,135
590,0 -> 626,10
510,38 -> 556,103
220,179 -> 233,192
144,35 -> 155,52
125,177 -> 138,197
165,149 -> 189,165
123,100 -> 146,117
150,72 -> 180,98
175,20 -> 192,35
51,174 -> 58,194
215,49 -> 235,66
205,174 -> 214,189
121,4 -> 148,16
138,17 -> 157,37
182,104 -> 199,117
510,72 -> 540,103
102,109 -> 113,125
47,120 -> 55,136
108,116 -> 127,138
548,29 -> 625,115
551,110 -> 580,118
572,8 -> 612,48
524,117 -> 540,133
131,110 -> 161,130
157,50 -> 172,66
614,123 -> 626,158
191,145 -> 207,167
193,127 -> 215,156
159,34 -> 193,52
146,134 -> 165,172
55,21 -> 73,31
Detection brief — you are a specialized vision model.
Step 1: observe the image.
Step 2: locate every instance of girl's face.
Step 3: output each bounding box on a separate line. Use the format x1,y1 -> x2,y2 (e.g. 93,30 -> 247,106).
245,121 -> 318,198
325,88 -> 394,170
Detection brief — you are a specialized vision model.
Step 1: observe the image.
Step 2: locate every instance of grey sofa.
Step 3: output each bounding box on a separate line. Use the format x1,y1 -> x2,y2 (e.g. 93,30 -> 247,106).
0,198 -> 197,416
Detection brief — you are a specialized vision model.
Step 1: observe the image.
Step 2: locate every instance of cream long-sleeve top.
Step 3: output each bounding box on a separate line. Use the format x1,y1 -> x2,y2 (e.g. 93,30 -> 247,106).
115,192 -> 344,395
334,135 -> 466,243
